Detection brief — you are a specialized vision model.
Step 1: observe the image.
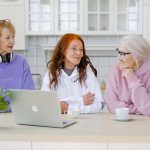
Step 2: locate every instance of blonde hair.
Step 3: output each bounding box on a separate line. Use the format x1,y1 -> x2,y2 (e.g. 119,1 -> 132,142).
0,19 -> 15,36
120,34 -> 150,61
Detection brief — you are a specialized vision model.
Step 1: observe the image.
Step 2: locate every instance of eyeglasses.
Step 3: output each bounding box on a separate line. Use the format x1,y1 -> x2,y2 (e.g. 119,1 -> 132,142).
0,19 -> 11,24
116,48 -> 131,57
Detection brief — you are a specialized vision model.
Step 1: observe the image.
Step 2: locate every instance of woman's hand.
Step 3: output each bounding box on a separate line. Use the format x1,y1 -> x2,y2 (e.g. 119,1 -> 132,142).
121,67 -> 134,78
60,101 -> 68,114
118,60 -> 136,78
83,92 -> 95,105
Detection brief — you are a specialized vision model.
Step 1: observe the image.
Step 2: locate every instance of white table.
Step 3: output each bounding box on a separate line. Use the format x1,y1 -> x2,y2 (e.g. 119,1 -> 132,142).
0,113 -> 150,150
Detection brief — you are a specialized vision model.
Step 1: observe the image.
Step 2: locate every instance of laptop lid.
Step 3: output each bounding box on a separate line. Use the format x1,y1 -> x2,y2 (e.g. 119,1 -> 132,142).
8,89 -> 76,128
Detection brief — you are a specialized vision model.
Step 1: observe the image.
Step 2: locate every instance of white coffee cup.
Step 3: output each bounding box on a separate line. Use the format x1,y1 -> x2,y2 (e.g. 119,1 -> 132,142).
64,107 -> 80,119
69,110 -> 80,119
115,107 -> 129,120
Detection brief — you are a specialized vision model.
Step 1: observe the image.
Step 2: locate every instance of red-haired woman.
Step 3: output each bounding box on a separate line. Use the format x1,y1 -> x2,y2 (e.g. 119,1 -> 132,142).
41,33 -> 104,114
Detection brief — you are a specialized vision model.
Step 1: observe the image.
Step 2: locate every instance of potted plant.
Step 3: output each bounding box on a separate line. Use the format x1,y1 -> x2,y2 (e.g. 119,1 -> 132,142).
0,88 -> 8,112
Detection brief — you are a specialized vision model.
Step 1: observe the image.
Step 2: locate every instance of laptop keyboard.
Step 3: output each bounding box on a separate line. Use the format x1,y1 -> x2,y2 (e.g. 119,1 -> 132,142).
63,120 -> 69,125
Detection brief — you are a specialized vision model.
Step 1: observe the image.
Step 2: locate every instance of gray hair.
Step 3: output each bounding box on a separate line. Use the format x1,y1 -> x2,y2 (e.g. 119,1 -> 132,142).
120,34 -> 150,60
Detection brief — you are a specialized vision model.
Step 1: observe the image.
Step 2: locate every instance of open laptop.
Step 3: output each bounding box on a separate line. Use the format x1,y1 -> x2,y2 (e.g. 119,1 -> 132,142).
8,89 -> 76,128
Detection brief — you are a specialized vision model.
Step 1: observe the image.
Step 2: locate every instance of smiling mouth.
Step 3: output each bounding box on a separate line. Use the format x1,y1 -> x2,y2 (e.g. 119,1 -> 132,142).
7,46 -> 13,49
74,57 -> 81,60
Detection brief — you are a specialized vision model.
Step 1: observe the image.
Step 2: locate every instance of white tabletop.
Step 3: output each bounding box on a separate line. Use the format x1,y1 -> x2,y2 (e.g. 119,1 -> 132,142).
0,113 -> 150,142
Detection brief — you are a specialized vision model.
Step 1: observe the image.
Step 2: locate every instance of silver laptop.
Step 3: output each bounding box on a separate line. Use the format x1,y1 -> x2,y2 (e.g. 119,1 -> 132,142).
8,89 -> 76,128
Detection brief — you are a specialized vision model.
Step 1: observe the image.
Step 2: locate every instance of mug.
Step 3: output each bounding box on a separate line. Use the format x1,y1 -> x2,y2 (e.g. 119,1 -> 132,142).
115,107 -> 129,120
64,108 -> 80,119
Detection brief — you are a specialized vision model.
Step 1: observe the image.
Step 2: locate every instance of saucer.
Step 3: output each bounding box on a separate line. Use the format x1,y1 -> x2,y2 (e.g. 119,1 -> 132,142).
113,116 -> 133,122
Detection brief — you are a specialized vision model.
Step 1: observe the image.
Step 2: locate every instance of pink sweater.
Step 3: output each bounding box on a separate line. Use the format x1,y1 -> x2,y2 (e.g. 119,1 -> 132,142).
105,57 -> 150,116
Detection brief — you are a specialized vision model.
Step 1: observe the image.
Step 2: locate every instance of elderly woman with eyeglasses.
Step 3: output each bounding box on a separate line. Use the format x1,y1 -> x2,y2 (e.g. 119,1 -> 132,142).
0,19 -> 35,112
105,34 -> 150,116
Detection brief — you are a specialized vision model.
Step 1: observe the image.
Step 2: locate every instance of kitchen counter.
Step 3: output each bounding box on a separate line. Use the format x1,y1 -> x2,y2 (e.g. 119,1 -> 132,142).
0,112 -> 150,143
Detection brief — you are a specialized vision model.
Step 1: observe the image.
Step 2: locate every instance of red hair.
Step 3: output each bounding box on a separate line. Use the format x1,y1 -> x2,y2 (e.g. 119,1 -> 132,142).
47,33 -> 97,89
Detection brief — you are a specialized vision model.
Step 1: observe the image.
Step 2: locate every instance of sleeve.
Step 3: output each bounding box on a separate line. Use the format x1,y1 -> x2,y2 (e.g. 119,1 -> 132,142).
75,65 -> 104,113
22,59 -> 35,90
41,71 -> 51,91
104,66 -> 138,114
128,78 -> 150,116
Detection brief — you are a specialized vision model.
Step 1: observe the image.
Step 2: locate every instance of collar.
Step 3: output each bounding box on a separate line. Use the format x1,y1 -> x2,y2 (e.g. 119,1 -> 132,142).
61,66 -> 78,78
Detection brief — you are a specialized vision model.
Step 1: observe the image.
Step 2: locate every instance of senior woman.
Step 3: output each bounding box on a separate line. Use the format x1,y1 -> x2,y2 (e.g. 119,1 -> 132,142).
41,33 -> 104,114
105,34 -> 150,116
0,19 -> 35,112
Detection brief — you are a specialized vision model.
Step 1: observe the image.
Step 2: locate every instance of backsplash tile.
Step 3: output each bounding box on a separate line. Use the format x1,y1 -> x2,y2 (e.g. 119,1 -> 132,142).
28,36 -> 37,46
36,56 -> 47,67
46,36 -> 57,45
36,36 -> 47,46
26,56 -> 37,67
25,45 -> 37,57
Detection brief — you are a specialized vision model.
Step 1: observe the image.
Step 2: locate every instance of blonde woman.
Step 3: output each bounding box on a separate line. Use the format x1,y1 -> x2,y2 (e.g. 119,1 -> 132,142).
105,34 -> 150,116
0,19 -> 35,112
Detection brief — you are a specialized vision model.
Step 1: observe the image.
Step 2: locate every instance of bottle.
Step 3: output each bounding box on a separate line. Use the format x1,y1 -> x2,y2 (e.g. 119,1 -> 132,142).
32,74 -> 41,90
100,80 -> 106,94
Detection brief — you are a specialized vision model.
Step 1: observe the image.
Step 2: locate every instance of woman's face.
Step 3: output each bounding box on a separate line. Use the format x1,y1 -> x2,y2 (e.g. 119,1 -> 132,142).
0,28 -> 15,54
64,39 -> 84,69
117,45 -> 137,70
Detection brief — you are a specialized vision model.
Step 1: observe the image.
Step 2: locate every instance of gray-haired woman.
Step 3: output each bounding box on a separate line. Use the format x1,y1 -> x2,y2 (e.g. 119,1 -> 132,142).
105,34 -> 150,116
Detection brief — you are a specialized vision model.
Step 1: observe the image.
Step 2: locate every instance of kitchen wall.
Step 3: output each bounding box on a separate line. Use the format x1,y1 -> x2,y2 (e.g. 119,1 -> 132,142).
16,35 -> 121,89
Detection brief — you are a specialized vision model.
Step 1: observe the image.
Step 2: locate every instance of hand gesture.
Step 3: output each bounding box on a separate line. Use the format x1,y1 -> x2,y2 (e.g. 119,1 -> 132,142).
83,92 -> 95,106
60,101 -> 68,114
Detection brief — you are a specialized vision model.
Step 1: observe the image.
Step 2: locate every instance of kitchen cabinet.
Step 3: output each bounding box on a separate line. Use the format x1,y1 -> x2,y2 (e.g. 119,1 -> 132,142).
26,0 -> 142,35
0,6 -> 25,50
32,142 -> 107,150
0,141 -> 31,150
115,0 -> 142,34
143,0 -> 150,42
25,0 -> 54,35
54,0 -> 84,34
0,0 -> 24,5
108,143 -> 150,150
84,0 -> 111,34
0,1 -> 25,50
84,0 -> 142,35
143,0 -> 150,4
26,0 -> 83,35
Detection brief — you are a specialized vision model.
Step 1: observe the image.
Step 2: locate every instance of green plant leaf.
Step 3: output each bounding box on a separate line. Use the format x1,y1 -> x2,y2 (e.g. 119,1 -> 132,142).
0,89 -> 9,111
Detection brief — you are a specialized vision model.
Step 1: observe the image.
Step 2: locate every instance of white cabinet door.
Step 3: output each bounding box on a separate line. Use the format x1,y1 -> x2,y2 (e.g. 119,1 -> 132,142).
0,6 -> 25,50
0,141 -> 31,150
32,142 -> 107,150
84,0 -> 142,35
143,0 -> 150,5
55,0 -> 84,34
84,0 -> 111,34
26,0 -> 84,35
0,0 -> 24,5
109,143 -> 150,150
116,0 -> 142,34
25,0 -> 54,35
26,0 -> 142,35
143,5 -> 150,43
